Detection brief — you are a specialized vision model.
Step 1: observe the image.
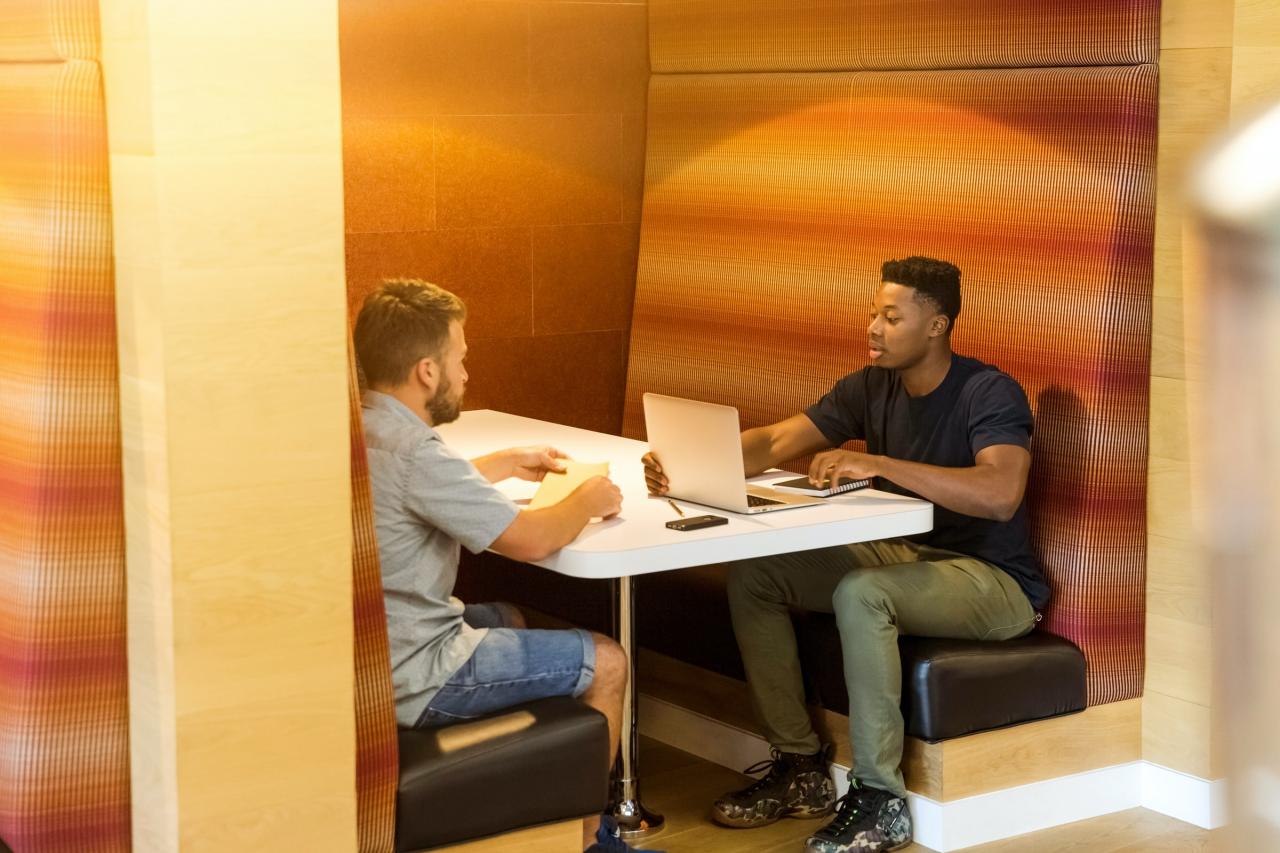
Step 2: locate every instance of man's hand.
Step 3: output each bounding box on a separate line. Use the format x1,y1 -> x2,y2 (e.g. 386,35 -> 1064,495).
570,475 -> 623,519
491,474 -> 622,562
641,451 -> 668,496
808,449 -> 881,487
506,446 -> 569,482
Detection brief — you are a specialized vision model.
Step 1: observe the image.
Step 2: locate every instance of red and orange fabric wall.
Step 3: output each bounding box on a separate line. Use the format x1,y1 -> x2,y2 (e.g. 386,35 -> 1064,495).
0,2 -> 130,850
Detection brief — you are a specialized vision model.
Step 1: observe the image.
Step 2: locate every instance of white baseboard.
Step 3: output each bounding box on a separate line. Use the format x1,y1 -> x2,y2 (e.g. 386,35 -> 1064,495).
1141,762 -> 1229,830
907,764 -> 1144,851
637,694 -> 1227,851
638,692 -> 774,772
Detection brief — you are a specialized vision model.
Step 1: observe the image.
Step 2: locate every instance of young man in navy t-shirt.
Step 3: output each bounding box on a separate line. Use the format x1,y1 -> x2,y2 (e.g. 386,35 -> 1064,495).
643,256 -> 1049,853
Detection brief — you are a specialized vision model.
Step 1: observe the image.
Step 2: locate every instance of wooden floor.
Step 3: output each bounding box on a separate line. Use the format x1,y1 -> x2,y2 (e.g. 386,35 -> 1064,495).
637,737 -> 1221,853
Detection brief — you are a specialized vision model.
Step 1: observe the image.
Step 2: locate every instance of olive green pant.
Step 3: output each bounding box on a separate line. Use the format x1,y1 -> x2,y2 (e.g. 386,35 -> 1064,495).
726,538 -> 1037,797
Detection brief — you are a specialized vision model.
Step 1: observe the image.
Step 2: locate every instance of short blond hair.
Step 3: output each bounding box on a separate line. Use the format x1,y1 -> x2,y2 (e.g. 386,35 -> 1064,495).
354,279 -> 467,388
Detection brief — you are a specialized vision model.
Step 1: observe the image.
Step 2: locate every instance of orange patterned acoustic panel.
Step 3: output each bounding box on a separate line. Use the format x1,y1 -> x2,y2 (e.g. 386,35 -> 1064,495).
624,66 -> 1156,704
0,60 -> 130,851
348,345 -> 399,853
0,0 -> 100,62
649,0 -> 1158,73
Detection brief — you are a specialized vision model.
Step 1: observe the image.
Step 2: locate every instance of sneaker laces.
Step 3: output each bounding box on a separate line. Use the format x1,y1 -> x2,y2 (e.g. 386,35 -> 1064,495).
735,747 -> 792,797
825,784 -> 879,835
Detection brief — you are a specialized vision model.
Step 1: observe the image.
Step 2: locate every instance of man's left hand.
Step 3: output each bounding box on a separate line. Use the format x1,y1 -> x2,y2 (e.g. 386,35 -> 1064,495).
507,446 -> 570,482
808,449 -> 881,487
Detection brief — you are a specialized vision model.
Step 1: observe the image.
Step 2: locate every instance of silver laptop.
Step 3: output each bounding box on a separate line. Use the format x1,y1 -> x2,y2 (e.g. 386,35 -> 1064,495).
643,393 -> 823,514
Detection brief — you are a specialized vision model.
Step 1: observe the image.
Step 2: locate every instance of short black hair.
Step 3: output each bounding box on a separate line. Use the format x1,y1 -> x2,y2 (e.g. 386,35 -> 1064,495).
881,256 -> 961,333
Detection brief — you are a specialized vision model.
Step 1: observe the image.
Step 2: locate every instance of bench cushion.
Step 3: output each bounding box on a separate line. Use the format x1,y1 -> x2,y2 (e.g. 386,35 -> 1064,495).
396,697 -> 610,852
796,613 -> 1086,742
898,634 -> 1086,741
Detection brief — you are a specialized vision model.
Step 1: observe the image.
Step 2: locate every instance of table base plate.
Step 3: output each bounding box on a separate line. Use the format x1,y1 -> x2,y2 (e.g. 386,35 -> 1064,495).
612,797 -> 665,840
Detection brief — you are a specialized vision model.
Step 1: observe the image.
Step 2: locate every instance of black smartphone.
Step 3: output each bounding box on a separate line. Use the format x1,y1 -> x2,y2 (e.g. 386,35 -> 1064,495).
666,514 -> 729,532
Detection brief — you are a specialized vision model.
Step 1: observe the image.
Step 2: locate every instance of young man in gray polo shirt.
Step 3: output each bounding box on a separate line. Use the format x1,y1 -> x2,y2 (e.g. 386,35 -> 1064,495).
355,280 -> 654,853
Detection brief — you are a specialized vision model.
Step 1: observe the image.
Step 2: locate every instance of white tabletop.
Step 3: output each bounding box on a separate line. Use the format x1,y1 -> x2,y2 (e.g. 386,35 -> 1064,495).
436,410 -> 933,579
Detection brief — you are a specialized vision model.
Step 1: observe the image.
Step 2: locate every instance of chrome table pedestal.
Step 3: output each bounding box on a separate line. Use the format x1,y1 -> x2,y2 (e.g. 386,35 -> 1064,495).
609,574 -> 664,841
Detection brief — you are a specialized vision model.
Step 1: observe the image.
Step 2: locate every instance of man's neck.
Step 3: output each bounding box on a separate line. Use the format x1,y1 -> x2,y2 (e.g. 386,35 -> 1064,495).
897,347 -> 953,397
371,384 -> 433,426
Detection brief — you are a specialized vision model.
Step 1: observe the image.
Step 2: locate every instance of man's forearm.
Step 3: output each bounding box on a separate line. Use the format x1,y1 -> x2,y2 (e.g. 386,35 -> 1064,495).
875,456 -> 1020,522
740,427 -> 775,477
497,493 -> 594,563
470,450 -> 513,483
532,494 -> 595,554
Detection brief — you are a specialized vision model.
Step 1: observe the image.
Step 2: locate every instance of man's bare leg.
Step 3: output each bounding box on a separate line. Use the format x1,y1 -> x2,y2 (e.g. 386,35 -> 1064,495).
494,608 -> 627,848
581,632 -> 627,847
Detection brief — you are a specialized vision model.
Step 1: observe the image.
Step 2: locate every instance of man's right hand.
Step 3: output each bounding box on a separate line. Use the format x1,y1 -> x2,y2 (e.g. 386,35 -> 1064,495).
641,451 -> 668,496
570,475 -> 623,519
492,475 -> 621,562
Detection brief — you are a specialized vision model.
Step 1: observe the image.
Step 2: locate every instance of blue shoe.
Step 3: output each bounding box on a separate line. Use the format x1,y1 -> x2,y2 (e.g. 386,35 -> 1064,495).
584,816 -> 665,853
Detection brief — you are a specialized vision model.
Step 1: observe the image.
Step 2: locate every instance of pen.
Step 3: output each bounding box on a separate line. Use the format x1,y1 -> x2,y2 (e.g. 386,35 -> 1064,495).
667,499 -> 685,517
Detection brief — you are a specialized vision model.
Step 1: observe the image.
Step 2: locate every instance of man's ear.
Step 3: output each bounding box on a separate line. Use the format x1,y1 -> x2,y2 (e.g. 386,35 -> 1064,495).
930,313 -> 951,338
412,356 -> 440,395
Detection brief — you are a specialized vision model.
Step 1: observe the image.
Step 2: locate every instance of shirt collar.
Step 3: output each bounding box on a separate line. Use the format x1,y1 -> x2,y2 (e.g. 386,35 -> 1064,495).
362,389 -> 441,438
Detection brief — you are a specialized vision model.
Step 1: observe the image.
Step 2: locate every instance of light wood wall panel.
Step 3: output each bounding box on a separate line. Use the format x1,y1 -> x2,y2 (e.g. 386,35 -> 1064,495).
98,1 -> 357,850
1146,0 -> 1280,781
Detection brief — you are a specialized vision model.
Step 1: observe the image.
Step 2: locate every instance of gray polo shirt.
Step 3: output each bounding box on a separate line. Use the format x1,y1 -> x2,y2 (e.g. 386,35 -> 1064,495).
361,390 -> 519,726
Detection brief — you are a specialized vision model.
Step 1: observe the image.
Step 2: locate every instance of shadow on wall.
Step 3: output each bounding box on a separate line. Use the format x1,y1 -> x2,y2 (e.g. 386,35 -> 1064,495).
1025,385 -> 1088,615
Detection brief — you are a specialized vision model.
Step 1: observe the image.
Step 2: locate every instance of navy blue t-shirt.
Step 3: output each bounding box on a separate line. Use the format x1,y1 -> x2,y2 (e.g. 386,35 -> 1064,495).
805,355 -> 1050,610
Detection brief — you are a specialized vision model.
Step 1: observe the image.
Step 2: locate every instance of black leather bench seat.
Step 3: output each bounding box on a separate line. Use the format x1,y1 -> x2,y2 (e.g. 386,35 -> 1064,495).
897,634 -> 1087,742
796,614 -> 1087,743
396,696 -> 610,852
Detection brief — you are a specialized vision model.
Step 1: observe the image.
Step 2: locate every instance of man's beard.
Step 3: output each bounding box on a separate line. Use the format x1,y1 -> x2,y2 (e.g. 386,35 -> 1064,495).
427,374 -> 463,425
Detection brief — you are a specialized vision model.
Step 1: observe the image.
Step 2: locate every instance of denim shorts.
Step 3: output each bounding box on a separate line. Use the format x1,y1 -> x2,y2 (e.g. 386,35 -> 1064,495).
415,603 -> 596,728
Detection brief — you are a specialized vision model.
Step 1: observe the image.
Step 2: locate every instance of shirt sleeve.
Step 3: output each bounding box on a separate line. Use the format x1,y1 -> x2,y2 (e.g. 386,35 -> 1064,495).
967,373 -> 1034,455
402,437 -> 520,554
805,370 -> 869,447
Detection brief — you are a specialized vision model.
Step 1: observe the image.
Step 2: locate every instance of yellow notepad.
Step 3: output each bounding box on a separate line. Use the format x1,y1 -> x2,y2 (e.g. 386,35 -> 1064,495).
528,461 -> 610,510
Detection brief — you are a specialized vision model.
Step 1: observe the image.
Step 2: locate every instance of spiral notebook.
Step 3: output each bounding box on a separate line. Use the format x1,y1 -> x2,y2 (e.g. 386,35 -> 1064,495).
769,476 -> 872,498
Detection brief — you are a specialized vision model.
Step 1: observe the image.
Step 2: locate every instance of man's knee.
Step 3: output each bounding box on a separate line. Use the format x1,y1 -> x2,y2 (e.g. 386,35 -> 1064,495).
726,558 -> 783,607
832,569 -> 892,616
588,633 -> 627,693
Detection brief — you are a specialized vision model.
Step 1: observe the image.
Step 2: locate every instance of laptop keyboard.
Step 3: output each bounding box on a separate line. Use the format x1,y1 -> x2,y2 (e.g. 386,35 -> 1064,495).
747,494 -> 784,508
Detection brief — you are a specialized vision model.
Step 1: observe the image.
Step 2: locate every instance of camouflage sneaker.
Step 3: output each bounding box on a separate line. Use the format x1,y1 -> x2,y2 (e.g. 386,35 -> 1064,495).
805,779 -> 912,852
711,746 -> 835,828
